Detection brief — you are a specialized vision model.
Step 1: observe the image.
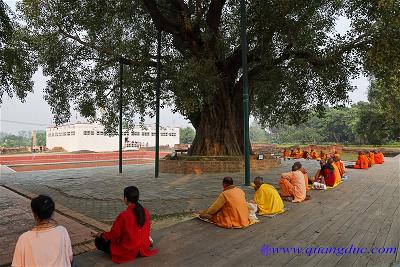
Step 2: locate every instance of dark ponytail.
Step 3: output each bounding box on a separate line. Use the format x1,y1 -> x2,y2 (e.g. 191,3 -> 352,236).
124,186 -> 146,227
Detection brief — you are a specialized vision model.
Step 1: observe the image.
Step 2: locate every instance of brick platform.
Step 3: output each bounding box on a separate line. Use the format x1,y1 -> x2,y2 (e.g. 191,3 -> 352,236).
160,156 -> 281,174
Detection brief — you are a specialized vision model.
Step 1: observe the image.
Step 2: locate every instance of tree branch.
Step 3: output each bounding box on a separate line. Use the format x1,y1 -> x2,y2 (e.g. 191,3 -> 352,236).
142,0 -> 180,34
206,0 -> 226,33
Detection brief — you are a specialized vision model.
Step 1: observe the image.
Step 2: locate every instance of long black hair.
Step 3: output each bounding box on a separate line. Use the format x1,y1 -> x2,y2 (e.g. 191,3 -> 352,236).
124,186 -> 145,227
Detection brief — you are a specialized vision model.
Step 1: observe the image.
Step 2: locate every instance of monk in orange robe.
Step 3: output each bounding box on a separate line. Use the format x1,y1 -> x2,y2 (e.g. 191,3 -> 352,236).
302,150 -> 309,159
352,151 -> 369,169
368,151 -> 375,166
375,150 -> 384,164
290,149 -> 296,158
294,148 -> 302,159
334,155 -> 345,178
279,162 -> 307,202
324,158 -> 342,186
200,177 -> 249,228
293,162 -> 310,194
310,149 -> 318,160
283,149 -> 289,160
320,150 -> 327,160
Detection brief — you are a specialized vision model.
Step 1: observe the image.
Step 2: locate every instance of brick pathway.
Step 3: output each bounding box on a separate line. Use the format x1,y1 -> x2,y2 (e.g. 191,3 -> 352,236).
0,159 -> 323,223
0,186 -> 97,266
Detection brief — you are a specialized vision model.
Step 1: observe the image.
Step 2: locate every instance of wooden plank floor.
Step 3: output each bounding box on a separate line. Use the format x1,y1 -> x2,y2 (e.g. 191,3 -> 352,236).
75,156 -> 400,267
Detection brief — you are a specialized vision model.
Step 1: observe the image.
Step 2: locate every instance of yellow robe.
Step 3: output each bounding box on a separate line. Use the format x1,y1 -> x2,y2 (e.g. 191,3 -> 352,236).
254,184 -> 285,215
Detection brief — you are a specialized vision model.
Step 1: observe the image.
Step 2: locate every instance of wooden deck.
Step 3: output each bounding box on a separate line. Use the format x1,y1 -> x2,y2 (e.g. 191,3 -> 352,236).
76,156 -> 400,267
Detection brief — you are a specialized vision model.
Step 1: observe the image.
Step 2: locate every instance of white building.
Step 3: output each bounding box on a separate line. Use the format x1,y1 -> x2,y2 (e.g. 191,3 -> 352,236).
46,123 -> 180,152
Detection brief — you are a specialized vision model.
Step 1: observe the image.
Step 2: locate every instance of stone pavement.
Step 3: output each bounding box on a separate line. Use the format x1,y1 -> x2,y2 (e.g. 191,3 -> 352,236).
75,156 -> 400,266
0,186 -> 98,266
0,160 -> 322,224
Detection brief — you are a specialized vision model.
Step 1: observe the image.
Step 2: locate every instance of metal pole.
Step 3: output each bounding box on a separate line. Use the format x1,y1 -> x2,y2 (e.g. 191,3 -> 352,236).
119,59 -> 123,174
155,30 -> 161,178
240,0 -> 250,186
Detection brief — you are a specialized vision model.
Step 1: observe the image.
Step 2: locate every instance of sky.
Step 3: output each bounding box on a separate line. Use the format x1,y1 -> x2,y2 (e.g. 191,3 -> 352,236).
0,1 -> 369,134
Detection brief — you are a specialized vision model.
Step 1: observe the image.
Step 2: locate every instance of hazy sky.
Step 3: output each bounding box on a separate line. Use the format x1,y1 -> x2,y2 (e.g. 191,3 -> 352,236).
0,1 -> 369,134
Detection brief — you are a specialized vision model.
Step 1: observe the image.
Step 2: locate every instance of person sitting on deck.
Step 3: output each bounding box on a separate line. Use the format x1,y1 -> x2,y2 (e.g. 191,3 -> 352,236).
251,177 -> 285,215
320,150 -> 327,161
282,149 -> 289,160
310,149 -> 318,160
12,195 -> 74,267
334,155 -> 346,178
290,149 -> 296,158
375,150 -> 385,164
199,177 -> 250,228
302,150 -> 309,159
351,151 -> 369,169
312,160 -> 327,189
294,148 -> 302,159
324,158 -> 342,187
279,162 -> 307,202
367,150 -> 375,167
94,186 -> 157,264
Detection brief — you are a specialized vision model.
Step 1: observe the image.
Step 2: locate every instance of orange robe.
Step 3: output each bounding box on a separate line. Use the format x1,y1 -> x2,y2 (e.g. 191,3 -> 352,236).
279,170 -> 306,202
320,151 -> 327,160
375,152 -> 384,164
311,151 -> 318,159
283,150 -> 289,159
368,152 -> 375,165
302,151 -> 309,159
206,186 -> 250,228
334,161 -> 345,177
354,155 -> 369,169
299,168 -> 309,192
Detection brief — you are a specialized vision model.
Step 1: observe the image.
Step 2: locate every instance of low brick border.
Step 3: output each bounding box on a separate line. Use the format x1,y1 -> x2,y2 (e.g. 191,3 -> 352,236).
160,157 -> 281,174
1,184 -> 111,258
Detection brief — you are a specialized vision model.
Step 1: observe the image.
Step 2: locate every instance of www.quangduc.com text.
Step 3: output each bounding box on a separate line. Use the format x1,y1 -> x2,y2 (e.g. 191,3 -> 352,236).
260,244 -> 397,257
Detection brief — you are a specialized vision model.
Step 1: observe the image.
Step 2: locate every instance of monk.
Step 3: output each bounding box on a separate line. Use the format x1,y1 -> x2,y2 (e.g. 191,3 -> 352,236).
375,150 -> 384,164
320,150 -> 327,161
367,150 -> 375,167
283,149 -> 289,160
199,177 -> 249,228
324,158 -> 342,187
334,155 -> 345,178
290,149 -> 296,158
279,163 -> 307,203
352,151 -> 369,169
310,149 -> 318,160
302,150 -> 309,159
252,177 -> 285,215
294,148 -> 302,159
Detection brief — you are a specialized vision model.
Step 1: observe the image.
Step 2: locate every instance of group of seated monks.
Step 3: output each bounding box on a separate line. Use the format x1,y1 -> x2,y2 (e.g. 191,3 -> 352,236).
199,161 -> 316,229
349,150 -> 385,169
282,147 -> 331,161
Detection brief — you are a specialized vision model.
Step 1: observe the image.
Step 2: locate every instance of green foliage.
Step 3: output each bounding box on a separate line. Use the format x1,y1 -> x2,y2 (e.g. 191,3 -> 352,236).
11,0 -> 399,129
0,130 -> 46,147
179,127 -> 195,144
249,123 -> 271,143
0,1 -> 37,103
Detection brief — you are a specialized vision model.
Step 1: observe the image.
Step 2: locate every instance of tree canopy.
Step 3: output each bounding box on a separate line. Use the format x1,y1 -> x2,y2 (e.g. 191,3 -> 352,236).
4,0 -> 400,155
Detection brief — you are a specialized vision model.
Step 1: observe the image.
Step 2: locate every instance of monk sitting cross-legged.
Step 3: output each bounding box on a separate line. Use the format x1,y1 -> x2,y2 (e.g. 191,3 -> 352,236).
324,158 -> 342,187
334,155 -> 346,178
310,149 -> 318,160
352,151 -> 369,169
375,150 -> 385,164
251,177 -> 285,215
279,162 -> 307,203
282,149 -> 289,160
199,177 -> 249,229
368,151 -> 375,166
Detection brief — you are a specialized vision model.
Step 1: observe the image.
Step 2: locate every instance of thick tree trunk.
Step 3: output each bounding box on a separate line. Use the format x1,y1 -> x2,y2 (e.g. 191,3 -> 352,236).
188,84 -> 249,156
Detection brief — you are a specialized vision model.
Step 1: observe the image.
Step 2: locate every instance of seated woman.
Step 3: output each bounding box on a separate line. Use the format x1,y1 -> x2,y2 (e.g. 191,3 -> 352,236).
12,195 -> 73,267
94,186 -> 157,264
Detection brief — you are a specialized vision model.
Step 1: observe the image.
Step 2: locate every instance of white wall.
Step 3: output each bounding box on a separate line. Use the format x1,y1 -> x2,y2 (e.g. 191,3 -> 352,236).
46,123 -> 180,152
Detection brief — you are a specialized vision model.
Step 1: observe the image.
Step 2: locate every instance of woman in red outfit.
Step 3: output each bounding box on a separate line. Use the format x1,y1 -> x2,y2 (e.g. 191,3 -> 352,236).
94,186 -> 157,263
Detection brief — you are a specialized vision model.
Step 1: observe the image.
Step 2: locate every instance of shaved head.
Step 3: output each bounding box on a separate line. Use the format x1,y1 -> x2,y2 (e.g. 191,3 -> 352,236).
253,176 -> 264,190
222,176 -> 233,186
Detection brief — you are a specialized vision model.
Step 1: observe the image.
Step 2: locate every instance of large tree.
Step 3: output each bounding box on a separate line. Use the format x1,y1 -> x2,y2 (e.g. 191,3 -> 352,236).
14,0 -> 400,155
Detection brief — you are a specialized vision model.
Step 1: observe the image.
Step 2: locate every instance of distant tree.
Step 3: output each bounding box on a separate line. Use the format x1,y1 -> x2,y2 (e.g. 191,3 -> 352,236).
36,131 -> 46,146
249,123 -> 271,143
179,127 -> 195,144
